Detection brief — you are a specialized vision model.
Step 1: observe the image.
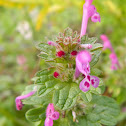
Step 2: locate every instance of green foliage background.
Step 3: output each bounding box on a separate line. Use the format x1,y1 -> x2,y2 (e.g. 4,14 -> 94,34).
0,0 -> 126,126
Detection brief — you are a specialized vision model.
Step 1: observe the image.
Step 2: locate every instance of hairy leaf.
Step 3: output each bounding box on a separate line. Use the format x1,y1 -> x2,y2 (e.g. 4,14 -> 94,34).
53,83 -> 80,110
26,107 -> 46,122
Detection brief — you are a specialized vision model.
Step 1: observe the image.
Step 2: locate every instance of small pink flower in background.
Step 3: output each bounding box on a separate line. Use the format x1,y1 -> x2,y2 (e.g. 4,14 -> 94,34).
100,34 -> 120,70
45,103 -> 59,126
100,34 -> 113,51
15,86 -> 37,111
17,55 -> 27,66
79,75 -> 99,92
91,12 -> 101,22
75,51 -> 91,77
109,53 -> 120,70
122,107 -> 126,112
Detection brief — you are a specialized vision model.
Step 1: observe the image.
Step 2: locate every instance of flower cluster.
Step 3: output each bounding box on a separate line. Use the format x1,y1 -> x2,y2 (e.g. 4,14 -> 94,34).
75,51 -> 99,92
45,103 -> 59,126
15,86 -> 37,110
80,0 -> 101,37
100,34 -> 120,70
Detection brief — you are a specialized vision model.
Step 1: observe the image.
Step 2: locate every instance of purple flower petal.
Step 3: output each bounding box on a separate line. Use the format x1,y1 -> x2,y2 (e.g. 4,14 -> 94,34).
90,76 -> 99,88
79,78 -> 90,92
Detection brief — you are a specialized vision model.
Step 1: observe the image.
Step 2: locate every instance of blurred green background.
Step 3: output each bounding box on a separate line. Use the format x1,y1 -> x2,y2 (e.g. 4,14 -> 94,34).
0,0 -> 126,126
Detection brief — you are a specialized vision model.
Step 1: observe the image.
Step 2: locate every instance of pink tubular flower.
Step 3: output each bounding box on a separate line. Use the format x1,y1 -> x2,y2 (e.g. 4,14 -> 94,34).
75,51 -> 91,78
100,34 -> 113,51
15,86 -> 37,111
45,103 -> 59,126
79,75 -> 99,92
80,0 -> 101,37
109,53 -> 120,70
17,55 -> 27,66
101,34 -> 120,70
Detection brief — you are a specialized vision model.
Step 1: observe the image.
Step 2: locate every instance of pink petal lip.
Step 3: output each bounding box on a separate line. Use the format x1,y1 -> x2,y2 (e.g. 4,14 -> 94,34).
90,75 -> 99,88
79,78 -> 90,92
91,12 -> 101,22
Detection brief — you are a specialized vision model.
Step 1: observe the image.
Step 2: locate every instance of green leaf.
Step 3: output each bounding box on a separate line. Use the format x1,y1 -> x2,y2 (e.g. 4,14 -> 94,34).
25,107 -> 46,122
38,53 -> 54,61
53,117 -> 69,126
87,37 -> 97,44
54,57 -> 68,63
90,95 -> 120,126
81,35 -> 88,44
67,95 -> 119,126
23,95 -> 52,106
38,80 -> 59,96
35,75 -> 53,85
36,42 -> 56,54
90,43 -> 103,51
90,50 -> 101,67
53,83 -> 80,110
90,68 -> 103,77
35,68 -> 55,77
81,36 -> 97,44
80,91 -> 92,103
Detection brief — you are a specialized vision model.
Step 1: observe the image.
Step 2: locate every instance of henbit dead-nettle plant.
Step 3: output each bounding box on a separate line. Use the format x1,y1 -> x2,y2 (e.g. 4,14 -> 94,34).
15,0 -> 120,126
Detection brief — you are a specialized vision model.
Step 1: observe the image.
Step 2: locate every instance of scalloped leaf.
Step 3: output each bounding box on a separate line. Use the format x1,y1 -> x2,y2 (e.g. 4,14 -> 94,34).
80,91 -> 92,103
38,79 -> 59,96
25,107 -> 46,122
81,35 -> 97,44
67,95 -> 119,126
90,43 -> 103,51
53,83 -> 80,110
91,68 -> 103,77
35,68 -> 55,77
90,50 -> 101,67
37,42 -> 56,54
